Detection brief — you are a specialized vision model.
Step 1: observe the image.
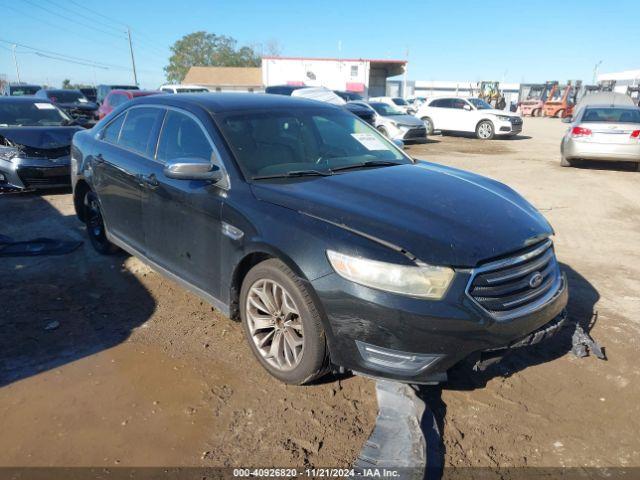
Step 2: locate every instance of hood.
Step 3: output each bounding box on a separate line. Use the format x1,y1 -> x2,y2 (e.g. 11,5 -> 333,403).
251,162 -> 552,267
385,114 -> 425,126
481,109 -> 519,117
0,126 -> 83,149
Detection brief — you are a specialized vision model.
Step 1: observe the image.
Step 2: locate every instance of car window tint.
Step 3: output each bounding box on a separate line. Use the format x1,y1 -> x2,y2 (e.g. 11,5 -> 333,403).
118,107 -> 163,155
102,114 -> 125,143
156,110 -> 213,163
451,99 -> 468,109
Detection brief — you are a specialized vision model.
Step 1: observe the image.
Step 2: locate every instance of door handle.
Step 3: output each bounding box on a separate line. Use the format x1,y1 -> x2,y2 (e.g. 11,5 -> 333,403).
140,173 -> 159,189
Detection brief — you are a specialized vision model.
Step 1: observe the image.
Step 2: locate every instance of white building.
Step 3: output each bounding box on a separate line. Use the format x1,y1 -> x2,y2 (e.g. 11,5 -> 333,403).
597,69 -> 640,93
388,79 -> 521,106
261,56 -> 406,98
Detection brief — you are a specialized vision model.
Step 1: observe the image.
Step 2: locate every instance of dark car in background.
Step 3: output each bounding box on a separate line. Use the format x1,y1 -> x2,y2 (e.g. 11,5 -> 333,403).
264,85 -> 305,96
71,93 -> 568,385
1,83 -> 42,96
35,89 -> 99,126
0,97 -> 82,190
334,90 -> 364,102
79,87 -> 97,103
98,89 -> 162,119
96,84 -> 139,105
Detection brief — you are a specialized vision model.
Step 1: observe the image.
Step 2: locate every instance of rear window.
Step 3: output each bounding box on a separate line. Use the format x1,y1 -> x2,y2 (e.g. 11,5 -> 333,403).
0,100 -> 70,126
582,108 -> 640,123
48,90 -> 86,103
10,86 -> 40,96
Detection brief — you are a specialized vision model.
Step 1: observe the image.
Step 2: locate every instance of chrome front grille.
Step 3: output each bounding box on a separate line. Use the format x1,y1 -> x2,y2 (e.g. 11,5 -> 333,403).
467,239 -> 562,319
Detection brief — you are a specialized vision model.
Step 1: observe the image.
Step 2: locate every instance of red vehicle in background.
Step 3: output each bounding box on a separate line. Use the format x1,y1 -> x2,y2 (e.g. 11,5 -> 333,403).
543,80 -> 582,118
98,89 -> 162,119
519,81 -> 558,117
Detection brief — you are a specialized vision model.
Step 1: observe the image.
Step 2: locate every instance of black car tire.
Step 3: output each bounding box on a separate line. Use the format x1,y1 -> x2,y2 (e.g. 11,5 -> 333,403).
84,190 -> 119,255
421,117 -> 434,135
476,120 -> 495,140
240,258 -> 329,385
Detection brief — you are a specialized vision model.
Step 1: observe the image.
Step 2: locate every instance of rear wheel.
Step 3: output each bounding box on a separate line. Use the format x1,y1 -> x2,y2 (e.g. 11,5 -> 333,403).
421,117 -> 434,135
476,120 -> 495,140
240,259 -> 329,385
560,156 -> 573,167
556,109 -> 565,118
84,190 -> 119,255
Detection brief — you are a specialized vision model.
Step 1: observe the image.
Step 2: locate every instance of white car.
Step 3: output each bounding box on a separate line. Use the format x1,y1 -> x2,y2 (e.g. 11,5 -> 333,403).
369,96 -> 416,115
415,97 -> 523,139
158,84 -> 210,94
352,101 -> 427,143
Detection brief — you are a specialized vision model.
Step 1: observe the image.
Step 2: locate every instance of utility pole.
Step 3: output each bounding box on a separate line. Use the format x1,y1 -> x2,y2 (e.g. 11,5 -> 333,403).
127,27 -> 138,86
592,60 -> 602,84
402,47 -> 408,98
12,44 -> 21,83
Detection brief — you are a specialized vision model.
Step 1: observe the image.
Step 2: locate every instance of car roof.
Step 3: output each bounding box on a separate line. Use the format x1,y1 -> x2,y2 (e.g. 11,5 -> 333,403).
582,104 -> 639,110
0,96 -> 52,103
110,89 -> 160,97
132,92 -> 342,114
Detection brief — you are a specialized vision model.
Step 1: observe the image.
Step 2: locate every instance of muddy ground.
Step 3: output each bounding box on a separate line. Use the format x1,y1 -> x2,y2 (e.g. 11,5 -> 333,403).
0,118 -> 638,471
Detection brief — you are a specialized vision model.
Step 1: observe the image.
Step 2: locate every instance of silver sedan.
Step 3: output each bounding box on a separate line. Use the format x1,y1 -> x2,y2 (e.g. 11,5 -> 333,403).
561,105 -> 640,170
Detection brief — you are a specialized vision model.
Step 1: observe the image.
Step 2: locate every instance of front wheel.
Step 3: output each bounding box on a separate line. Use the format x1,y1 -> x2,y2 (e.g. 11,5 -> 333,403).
421,117 -> 434,135
84,190 -> 119,255
476,120 -> 495,140
377,125 -> 389,137
560,156 -> 573,167
240,259 -> 329,385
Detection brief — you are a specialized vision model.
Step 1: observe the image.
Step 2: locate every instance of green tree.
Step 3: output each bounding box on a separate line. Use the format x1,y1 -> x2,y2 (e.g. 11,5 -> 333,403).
62,79 -> 72,89
164,31 -> 261,83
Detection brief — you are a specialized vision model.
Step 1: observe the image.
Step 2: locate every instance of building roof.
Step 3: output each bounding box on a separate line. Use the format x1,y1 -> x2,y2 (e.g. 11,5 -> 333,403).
183,66 -> 262,87
598,69 -> 640,82
262,56 -> 406,64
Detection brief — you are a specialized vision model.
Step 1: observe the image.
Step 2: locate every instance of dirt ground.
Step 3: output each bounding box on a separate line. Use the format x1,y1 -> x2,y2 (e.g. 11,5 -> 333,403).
1,118 -> 639,471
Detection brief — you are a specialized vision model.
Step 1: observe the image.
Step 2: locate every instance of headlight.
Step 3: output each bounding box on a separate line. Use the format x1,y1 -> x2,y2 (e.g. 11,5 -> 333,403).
0,146 -> 22,162
496,115 -> 512,122
326,250 -> 454,299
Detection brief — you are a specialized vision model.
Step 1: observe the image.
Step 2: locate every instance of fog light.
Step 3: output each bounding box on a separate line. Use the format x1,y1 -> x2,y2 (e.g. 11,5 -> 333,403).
356,340 -> 441,374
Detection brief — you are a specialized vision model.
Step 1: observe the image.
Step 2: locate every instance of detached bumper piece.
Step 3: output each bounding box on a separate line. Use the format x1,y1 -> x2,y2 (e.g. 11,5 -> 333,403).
473,309 -> 567,371
355,380 -> 430,480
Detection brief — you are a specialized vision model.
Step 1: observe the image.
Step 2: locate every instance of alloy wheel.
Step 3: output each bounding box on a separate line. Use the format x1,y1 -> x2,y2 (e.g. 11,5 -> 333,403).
478,122 -> 493,139
246,279 -> 304,371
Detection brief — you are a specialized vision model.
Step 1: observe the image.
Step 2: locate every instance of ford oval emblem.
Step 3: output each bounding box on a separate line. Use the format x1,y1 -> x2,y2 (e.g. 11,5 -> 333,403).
528,272 -> 544,289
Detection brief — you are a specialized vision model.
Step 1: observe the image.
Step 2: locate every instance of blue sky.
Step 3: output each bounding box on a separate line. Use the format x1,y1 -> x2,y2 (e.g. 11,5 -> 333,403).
1,0 -> 638,89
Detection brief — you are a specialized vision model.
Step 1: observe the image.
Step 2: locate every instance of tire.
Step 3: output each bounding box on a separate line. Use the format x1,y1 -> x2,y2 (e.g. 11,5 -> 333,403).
556,110 -> 565,119
421,117 -> 434,135
84,190 -> 119,255
560,156 -> 573,167
476,120 -> 495,140
239,258 -> 329,385
377,126 -> 389,137
533,109 -> 541,117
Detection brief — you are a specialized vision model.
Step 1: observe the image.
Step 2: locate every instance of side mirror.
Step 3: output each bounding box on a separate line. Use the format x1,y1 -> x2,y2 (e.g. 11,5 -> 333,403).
561,116 -> 573,123
463,105 -> 472,111
163,157 -> 222,181
392,139 -> 405,149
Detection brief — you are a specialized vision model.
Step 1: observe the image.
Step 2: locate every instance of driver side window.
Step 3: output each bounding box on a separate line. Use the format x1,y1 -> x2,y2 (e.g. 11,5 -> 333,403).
156,110 -> 213,164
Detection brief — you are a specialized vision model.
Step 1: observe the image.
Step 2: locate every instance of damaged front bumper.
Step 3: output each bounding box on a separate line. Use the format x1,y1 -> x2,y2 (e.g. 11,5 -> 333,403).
0,156 -> 71,190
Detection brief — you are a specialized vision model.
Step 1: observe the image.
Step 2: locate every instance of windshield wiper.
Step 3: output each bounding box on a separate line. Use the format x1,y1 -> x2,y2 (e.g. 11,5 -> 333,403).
252,169 -> 333,180
330,160 -> 404,173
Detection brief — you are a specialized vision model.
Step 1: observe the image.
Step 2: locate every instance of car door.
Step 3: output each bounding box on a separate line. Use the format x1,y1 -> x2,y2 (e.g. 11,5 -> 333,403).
141,108 -> 227,300
428,98 -> 454,130
91,106 -> 164,254
446,98 -> 473,132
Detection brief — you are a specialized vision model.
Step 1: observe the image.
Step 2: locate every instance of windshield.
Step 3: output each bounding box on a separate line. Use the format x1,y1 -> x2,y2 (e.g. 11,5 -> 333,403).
48,90 -> 86,103
468,98 -> 492,110
370,103 -> 404,116
391,98 -> 408,106
0,101 -> 72,126
582,108 -> 640,123
10,86 -> 40,96
217,108 -> 410,179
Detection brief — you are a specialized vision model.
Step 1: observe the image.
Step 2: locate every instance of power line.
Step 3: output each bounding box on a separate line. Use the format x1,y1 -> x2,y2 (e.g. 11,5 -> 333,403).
22,0 -> 128,41
43,0 -> 126,35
